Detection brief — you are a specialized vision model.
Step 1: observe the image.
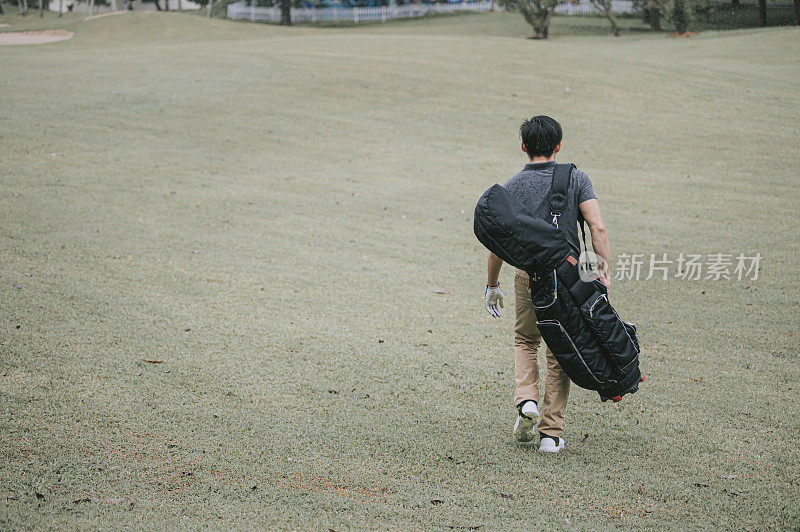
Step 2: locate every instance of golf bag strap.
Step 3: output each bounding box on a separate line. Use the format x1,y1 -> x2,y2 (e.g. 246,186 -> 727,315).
569,277 -> 597,306
550,163 -> 589,256
579,218 -> 588,255
549,163 -> 574,227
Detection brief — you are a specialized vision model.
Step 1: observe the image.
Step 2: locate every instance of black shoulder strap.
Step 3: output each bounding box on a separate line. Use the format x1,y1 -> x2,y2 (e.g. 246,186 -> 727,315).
550,163 -> 588,254
549,163 -> 574,227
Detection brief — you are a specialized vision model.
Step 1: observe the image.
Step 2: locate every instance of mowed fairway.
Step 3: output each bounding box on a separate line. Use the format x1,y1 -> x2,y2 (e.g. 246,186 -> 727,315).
1,11 -> 799,529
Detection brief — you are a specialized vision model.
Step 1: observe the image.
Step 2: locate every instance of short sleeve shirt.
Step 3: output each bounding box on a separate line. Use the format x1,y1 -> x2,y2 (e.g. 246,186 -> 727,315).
502,160 -> 596,258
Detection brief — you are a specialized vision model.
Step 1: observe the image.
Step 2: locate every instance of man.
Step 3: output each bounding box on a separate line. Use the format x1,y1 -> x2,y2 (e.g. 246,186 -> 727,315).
484,116 -> 611,453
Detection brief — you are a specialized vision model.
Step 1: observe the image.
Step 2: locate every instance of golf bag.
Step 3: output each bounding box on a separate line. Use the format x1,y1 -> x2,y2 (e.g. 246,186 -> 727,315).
473,164 -> 643,401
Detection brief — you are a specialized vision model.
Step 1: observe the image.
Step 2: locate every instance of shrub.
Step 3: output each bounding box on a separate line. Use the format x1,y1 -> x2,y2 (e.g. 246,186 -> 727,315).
667,0 -> 694,32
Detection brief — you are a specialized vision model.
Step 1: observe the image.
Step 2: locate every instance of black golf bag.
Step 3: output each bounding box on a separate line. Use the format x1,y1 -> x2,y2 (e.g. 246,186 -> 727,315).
473,164 -> 644,401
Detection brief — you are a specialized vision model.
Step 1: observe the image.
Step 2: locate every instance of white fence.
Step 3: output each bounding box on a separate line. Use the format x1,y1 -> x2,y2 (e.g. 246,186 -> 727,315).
50,0 -> 201,13
555,0 -> 634,14
228,1 -> 635,23
229,1 -> 494,22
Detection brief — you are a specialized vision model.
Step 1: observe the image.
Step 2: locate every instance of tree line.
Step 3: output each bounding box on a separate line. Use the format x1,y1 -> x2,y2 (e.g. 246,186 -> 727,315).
251,0 -> 798,31
507,0 -> 799,38
2,0 -> 796,32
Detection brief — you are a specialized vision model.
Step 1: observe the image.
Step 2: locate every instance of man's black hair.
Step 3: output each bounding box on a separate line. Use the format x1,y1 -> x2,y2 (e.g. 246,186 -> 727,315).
520,115 -> 562,159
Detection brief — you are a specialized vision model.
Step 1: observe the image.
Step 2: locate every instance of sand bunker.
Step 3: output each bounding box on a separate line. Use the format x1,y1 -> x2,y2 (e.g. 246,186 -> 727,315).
0,29 -> 74,45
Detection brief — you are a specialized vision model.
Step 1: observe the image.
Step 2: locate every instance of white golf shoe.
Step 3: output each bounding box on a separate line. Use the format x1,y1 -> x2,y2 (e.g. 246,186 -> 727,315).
512,401 -> 539,443
538,434 -> 565,453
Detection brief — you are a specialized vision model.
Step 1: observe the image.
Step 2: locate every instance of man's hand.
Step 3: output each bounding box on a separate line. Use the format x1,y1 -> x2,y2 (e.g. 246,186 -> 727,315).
599,271 -> 611,291
598,259 -> 611,290
484,284 -> 504,317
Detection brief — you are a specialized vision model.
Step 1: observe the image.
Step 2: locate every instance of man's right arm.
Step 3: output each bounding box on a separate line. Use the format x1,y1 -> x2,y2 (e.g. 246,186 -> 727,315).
487,252 -> 503,286
484,252 -> 504,317
578,198 -> 611,289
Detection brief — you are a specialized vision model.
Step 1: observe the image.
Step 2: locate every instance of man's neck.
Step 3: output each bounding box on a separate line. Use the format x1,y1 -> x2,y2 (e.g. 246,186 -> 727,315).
529,156 -> 555,164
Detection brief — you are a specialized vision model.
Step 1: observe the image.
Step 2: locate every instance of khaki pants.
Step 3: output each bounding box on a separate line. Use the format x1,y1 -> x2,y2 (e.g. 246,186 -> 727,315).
513,271 -> 570,438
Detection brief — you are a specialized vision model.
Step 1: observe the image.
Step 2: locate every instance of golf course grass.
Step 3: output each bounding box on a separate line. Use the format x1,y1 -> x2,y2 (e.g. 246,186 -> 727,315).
1,9 -> 799,529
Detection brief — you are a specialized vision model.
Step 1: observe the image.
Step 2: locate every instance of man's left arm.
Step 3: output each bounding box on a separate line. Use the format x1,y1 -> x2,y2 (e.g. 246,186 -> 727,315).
579,199 -> 611,289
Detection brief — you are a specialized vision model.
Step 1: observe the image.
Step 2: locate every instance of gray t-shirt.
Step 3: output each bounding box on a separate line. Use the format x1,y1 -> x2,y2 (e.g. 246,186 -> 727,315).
503,161 -> 596,258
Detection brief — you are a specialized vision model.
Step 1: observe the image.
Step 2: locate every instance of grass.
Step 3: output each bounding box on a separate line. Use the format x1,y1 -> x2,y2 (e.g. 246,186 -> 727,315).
1,9 -> 799,530
0,10 -> 86,29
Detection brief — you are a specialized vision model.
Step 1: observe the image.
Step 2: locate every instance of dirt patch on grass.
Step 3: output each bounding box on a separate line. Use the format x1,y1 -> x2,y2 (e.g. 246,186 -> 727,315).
84,10 -> 156,20
0,23 -> 10,27
0,29 -> 74,45
670,31 -> 700,37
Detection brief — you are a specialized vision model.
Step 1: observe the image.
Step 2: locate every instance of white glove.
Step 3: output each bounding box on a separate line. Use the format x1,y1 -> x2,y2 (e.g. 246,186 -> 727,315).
484,284 -> 504,318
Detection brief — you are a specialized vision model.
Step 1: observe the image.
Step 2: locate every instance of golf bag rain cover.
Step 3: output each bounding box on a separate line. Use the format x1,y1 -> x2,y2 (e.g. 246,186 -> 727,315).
474,179 -> 643,401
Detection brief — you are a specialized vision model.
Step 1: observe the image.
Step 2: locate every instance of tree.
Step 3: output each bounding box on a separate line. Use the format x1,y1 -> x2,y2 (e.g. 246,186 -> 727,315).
280,0 -> 290,25
794,0 -> 799,25
758,0 -> 766,25
192,0 -> 216,16
38,0 -> 42,17
514,0 -> 557,39
589,0 -> 620,35
19,0 -> 28,15
644,0 -> 661,30
666,0 -> 692,32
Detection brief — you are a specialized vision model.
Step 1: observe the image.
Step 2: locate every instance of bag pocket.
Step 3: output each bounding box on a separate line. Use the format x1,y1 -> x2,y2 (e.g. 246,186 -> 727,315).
531,271 -> 557,310
536,319 -> 606,388
580,292 -> 639,370
623,321 -> 640,354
